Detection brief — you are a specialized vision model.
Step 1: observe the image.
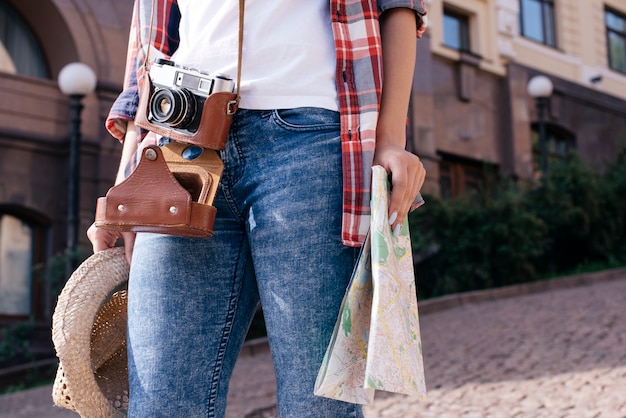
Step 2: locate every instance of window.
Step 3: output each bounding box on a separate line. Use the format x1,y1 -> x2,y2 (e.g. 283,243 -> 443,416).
531,123 -> 576,177
606,8 -> 626,74
520,0 -> 557,47
0,2 -> 49,78
439,154 -> 496,199
0,214 -> 34,316
443,8 -> 470,51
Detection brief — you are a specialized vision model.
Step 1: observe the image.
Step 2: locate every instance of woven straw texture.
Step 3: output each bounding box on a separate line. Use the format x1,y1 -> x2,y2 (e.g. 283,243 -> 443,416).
52,247 -> 130,418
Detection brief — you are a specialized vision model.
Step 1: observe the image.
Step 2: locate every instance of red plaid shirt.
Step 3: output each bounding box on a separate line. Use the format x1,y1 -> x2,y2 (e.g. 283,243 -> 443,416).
106,0 -> 427,247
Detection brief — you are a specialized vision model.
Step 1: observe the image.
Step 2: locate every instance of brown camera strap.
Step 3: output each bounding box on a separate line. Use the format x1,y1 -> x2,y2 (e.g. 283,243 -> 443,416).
144,0 -> 245,102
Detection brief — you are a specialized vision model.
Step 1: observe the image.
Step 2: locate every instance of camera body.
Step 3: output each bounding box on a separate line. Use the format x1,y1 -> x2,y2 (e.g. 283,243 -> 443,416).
147,58 -> 235,135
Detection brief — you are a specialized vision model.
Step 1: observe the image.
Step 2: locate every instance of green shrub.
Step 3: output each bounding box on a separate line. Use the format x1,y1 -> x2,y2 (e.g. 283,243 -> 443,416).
527,153 -> 626,274
0,322 -> 34,368
603,151 -> 626,258
527,155 -> 608,273
410,152 -> 626,299
410,184 -> 547,298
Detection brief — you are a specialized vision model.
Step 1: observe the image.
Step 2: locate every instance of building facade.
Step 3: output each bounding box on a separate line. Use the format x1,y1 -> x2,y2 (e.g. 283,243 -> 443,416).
0,0 -> 132,337
0,0 -> 625,356
412,0 -> 626,197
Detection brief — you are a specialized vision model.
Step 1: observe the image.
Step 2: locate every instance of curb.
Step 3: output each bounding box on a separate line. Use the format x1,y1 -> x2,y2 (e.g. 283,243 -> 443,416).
417,266 -> 626,315
0,358 -> 58,394
240,266 -> 626,355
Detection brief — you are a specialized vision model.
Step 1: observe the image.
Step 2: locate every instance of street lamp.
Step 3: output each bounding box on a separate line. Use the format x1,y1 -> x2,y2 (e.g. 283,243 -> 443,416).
527,75 -> 554,176
57,62 -> 97,272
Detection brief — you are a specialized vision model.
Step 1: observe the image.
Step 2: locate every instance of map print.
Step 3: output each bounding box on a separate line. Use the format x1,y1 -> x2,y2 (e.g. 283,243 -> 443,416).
314,166 -> 427,404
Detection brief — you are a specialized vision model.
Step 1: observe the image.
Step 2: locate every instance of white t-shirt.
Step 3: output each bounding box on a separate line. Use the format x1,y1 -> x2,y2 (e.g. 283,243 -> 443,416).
171,0 -> 338,111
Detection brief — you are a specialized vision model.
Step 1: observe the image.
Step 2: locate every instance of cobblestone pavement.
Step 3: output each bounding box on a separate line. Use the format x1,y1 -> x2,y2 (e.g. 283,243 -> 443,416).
2,272 -> 625,418
365,274 -> 626,418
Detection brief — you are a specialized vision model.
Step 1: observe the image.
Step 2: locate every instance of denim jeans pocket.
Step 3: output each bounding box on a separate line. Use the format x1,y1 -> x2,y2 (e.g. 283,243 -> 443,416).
271,107 -> 340,132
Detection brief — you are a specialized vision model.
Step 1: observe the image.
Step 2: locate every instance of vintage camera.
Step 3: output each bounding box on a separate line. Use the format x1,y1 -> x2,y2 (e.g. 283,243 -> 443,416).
147,58 -> 235,135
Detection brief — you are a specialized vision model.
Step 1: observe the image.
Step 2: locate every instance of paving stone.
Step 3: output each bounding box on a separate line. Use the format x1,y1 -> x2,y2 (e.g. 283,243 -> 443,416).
2,274 -> 626,417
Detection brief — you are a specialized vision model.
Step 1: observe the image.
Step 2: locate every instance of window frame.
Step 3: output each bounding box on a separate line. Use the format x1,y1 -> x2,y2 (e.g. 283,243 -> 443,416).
0,2 -> 50,79
0,208 -> 49,320
519,0 -> 557,48
605,7 -> 626,74
438,152 -> 498,200
530,122 -> 576,177
442,7 -> 471,52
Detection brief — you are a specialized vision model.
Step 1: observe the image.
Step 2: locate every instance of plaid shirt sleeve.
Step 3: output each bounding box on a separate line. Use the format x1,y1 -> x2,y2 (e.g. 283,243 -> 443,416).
332,0 -> 427,247
377,0 -> 428,35
105,0 -> 180,142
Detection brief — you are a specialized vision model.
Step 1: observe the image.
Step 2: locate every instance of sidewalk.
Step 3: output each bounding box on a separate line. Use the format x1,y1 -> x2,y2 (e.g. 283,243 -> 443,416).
2,268 -> 625,417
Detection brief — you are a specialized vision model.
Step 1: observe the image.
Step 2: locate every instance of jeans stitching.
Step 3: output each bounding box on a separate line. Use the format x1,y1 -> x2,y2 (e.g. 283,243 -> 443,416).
230,114 -> 246,171
205,236 -> 248,417
270,109 -> 340,132
220,185 -> 245,224
220,115 -> 246,223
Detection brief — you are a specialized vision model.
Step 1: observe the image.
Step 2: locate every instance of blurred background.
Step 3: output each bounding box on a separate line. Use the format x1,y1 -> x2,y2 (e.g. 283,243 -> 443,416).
0,0 -> 625,395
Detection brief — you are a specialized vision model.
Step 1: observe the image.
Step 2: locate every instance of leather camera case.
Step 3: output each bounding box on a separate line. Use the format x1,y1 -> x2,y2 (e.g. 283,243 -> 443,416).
95,143 -> 223,238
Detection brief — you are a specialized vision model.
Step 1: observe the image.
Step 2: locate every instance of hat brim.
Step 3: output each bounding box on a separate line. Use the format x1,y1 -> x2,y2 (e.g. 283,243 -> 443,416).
52,247 -> 129,417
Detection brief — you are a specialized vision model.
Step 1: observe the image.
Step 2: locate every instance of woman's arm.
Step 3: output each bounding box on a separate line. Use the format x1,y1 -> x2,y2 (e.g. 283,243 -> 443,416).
114,122 -> 139,184
92,0 -> 182,262
374,8 -> 426,235
87,122 -> 138,264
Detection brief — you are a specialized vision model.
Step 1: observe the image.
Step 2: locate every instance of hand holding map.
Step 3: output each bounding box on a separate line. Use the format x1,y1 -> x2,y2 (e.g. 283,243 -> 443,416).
314,165 -> 427,404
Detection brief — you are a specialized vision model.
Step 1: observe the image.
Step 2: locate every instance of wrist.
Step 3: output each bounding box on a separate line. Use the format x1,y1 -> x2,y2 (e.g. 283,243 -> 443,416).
376,129 -> 407,149
376,114 -> 408,147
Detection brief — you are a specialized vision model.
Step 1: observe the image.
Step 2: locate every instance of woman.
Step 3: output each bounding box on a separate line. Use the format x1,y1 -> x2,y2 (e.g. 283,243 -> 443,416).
88,1 -> 427,416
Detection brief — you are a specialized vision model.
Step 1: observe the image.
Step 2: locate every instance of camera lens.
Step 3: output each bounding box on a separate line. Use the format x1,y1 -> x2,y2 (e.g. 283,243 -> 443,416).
149,87 -> 197,128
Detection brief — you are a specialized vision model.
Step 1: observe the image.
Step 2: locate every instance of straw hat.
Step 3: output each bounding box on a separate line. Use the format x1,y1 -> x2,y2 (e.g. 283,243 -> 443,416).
52,247 -> 130,417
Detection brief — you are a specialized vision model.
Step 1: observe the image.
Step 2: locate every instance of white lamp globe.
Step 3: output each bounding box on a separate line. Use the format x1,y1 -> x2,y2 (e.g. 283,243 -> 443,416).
58,62 -> 97,96
527,75 -> 553,99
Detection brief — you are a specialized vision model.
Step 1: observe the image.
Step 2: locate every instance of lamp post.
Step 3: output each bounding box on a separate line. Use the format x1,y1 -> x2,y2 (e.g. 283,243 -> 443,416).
57,62 -> 97,273
527,75 -> 554,176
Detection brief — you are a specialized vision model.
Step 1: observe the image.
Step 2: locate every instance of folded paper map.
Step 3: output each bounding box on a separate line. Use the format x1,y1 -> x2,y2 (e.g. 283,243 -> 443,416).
314,165 -> 427,404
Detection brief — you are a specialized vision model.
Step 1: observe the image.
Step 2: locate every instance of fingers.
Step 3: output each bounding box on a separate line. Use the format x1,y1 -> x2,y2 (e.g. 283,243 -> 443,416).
87,223 -> 136,265
389,163 -> 422,228
374,147 -> 426,235
87,223 -> 119,253
121,232 -> 136,265
388,166 -> 412,223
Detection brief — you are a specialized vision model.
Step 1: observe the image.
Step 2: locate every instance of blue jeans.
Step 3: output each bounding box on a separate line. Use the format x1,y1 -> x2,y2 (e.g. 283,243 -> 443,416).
127,108 -> 363,418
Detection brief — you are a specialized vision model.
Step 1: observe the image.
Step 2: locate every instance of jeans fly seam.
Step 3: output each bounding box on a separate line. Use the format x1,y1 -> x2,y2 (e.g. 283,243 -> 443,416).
221,111 -> 246,189
231,113 -> 246,169
220,185 -> 245,224
220,117 -> 247,223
